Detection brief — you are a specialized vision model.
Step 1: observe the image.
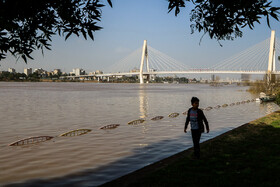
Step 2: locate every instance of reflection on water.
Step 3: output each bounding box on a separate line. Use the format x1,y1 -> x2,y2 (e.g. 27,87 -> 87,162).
0,82 -> 279,186
139,85 -> 148,119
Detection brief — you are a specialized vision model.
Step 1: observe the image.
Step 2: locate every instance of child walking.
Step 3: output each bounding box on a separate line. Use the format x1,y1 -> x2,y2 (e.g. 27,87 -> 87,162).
184,97 -> 209,159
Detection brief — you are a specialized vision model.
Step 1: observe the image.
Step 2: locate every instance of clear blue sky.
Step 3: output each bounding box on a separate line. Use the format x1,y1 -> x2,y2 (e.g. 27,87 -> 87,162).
1,0 -> 280,73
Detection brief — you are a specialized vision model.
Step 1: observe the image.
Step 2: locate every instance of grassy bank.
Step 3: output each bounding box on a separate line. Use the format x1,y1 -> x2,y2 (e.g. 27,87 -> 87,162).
102,111 -> 280,187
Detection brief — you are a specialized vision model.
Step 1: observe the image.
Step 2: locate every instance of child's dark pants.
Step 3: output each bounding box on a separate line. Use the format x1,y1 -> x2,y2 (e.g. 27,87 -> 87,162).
191,129 -> 202,158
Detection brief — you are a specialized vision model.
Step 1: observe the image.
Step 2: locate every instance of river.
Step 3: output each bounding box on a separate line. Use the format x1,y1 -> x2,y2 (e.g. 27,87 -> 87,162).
0,82 -> 278,186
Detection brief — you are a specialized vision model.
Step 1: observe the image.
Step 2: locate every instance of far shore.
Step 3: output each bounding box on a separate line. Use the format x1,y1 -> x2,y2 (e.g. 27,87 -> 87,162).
0,79 -> 244,85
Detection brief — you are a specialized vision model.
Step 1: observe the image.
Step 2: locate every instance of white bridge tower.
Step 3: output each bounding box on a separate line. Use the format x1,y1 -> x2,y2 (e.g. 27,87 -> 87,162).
139,40 -> 150,84
267,30 -> 276,83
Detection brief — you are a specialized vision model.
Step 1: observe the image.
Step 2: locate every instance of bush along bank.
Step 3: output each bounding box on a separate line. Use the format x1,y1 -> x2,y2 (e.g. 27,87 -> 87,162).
102,111 -> 280,187
276,93 -> 280,105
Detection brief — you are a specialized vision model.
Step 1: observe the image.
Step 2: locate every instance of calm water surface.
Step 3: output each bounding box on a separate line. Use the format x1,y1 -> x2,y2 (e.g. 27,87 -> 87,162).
0,82 -> 279,186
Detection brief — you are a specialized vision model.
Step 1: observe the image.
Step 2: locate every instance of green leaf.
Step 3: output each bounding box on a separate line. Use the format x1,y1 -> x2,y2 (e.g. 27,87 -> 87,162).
22,55 -> 27,63
26,53 -> 34,60
107,0 -> 113,7
65,31 -> 72,40
81,28 -> 87,40
88,29 -> 94,40
266,15 -> 271,28
270,13 -> 279,21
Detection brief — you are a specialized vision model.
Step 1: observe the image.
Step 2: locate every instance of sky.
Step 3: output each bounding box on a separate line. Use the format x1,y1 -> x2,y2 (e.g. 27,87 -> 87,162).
1,0 -> 280,74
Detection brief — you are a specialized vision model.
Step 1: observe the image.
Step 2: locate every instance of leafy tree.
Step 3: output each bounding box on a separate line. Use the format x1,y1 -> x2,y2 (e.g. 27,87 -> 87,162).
8,72 -> 14,80
0,71 -> 10,80
15,73 -> 26,79
28,72 -> 39,79
155,76 -> 164,83
0,0 -> 112,62
0,71 -> 26,80
179,77 -> 188,83
0,0 -> 279,62
167,0 -> 280,42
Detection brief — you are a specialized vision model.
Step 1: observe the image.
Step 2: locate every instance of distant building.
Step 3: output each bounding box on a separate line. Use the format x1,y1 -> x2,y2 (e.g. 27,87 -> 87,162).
70,68 -> 80,76
130,68 -> 140,73
211,74 -> 215,82
81,69 -> 86,75
8,68 -> 16,73
89,70 -> 103,75
70,68 -> 86,76
47,72 -> 52,77
24,68 -> 32,76
95,70 -> 103,74
34,68 -> 48,78
53,69 -> 61,75
149,68 -> 156,80
34,68 -> 45,74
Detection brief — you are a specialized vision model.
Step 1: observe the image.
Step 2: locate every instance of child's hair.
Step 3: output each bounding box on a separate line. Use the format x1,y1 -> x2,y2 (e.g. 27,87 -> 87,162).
191,97 -> 199,104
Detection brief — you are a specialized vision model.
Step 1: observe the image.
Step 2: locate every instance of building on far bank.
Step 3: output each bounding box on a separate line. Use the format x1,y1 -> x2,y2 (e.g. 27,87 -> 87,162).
8,68 -> 16,73
34,68 -> 45,74
24,68 -> 32,76
95,70 -> 103,74
34,68 -> 48,78
47,72 -> 52,77
70,68 -> 86,76
130,68 -> 140,73
88,70 -> 103,76
149,68 -> 156,81
211,74 -> 215,82
53,69 -> 61,75
88,72 -> 95,76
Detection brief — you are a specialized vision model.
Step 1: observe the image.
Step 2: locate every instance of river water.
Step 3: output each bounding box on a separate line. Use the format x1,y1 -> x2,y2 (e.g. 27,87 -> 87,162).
0,82 -> 279,186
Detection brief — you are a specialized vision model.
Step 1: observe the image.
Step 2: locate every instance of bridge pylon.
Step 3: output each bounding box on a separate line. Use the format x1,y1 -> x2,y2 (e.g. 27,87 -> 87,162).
267,30 -> 276,84
139,40 -> 149,84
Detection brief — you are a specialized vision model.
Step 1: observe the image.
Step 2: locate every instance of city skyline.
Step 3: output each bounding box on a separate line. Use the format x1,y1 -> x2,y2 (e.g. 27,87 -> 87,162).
1,0 -> 280,74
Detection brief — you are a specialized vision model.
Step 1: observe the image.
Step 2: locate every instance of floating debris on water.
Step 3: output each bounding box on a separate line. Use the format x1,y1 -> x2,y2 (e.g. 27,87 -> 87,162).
59,129 -> 92,137
100,124 -> 120,130
182,111 -> 188,115
151,116 -> 164,120
168,113 -> 179,118
214,105 -> 221,109
222,104 -> 228,107
229,103 -> 235,106
205,107 -> 213,111
236,102 -> 241,105
128,119 -> 145,125
241,101 -> 246,104
246,100 -> 251,103
9,136 -> 54,146
251,99 -> 255,102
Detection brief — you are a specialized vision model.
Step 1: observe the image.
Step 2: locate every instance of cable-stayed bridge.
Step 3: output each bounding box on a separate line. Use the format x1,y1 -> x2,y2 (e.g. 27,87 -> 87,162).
71,30 -> 280,84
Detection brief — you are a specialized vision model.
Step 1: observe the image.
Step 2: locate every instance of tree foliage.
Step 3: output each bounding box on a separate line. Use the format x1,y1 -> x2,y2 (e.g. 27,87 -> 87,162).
0,0 -> 112,62
0,0 -> 279,63
167,0 -> 280,41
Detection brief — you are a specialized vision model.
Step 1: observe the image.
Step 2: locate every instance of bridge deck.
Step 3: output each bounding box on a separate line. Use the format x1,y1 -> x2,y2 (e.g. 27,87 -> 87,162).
67,70 -> 280,78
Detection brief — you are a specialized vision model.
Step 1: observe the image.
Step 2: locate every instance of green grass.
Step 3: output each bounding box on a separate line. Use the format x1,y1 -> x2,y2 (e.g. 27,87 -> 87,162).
109,111 -> 280,187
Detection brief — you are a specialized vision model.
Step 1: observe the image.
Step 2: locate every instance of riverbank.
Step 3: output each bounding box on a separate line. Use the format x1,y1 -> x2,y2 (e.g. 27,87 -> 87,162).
101,111 -> 280,187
